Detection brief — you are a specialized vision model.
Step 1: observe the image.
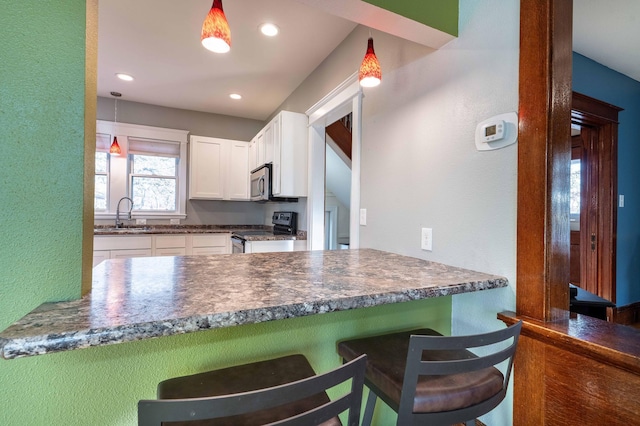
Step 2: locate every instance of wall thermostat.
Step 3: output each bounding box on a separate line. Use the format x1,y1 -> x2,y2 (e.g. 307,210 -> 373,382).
475,112 -> 518,151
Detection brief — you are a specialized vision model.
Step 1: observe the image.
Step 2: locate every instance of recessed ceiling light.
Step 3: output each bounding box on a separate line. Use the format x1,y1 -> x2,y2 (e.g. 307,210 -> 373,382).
259,23 -> 279,37
116,73 -> 134,81
229,93 -> 242,100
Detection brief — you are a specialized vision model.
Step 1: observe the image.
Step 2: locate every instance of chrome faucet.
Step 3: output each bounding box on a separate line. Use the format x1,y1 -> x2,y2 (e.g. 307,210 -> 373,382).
115,197 -> 133,228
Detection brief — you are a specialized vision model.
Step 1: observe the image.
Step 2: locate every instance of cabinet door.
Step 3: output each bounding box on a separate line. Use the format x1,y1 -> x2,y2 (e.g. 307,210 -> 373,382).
189,136 -> 224,199
192,233 -> 230,254
228,141 -> 249,200
264,122 -> 274,164
277,111 -> 308,197
256,131 -> 265,166
249,139 -> 258,171
270,114 -> 282,195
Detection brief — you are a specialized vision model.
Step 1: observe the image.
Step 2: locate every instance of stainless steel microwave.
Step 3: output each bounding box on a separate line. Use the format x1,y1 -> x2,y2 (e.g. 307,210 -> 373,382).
250,164 -> 298,202
250,164 -> 270,201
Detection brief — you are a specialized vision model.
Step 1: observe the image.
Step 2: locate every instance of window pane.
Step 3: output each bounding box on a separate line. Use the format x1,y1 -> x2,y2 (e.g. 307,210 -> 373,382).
570,159 -> 581,215
132,155 -> 176,176
131,177 -> 176,211
95,175 -> 108,210
95,152 -> 108,173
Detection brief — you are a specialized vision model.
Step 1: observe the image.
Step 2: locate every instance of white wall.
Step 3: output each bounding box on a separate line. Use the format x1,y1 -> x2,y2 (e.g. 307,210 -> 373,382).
359,1 -> 519,424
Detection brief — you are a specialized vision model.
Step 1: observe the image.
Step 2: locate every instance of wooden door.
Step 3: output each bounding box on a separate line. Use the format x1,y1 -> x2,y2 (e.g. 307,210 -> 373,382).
571,92 -> 621,303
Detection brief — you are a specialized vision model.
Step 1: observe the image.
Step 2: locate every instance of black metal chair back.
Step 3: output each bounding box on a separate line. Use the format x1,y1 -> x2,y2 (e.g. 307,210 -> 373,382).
138,354 -> 367,426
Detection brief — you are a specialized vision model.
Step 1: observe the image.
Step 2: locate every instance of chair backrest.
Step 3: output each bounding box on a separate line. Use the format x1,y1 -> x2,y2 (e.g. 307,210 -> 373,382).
397,321 -> 522,425
138,354 -> 367,426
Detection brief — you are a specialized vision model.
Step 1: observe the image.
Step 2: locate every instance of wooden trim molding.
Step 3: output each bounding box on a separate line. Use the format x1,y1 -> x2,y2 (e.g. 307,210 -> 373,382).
610,301 -> 640,325
508,1 -> 640,424
516,0 -> 573,321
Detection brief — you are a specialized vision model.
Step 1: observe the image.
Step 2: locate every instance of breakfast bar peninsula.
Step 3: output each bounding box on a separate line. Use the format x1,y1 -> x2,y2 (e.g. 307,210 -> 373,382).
0,249 -> 507,359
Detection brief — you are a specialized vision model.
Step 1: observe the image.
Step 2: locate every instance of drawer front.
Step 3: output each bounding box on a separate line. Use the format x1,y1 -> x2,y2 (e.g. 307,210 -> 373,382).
191,246 -> 227,255
155,235 -> 187,249
155,247 -> 187,256
110,249 -> 153,259
94,236 -> 152,251
192,233 -> 228,247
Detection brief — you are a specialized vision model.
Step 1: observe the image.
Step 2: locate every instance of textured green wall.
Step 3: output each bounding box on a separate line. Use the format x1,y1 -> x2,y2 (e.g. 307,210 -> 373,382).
0,1 -> 85,330
0,1 -> 453,424
363,0 -> 459,36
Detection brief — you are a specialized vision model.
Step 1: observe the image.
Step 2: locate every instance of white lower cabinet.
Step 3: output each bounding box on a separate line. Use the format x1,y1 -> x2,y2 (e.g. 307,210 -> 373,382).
191,234 -> 229,255
93,233 -> 231,266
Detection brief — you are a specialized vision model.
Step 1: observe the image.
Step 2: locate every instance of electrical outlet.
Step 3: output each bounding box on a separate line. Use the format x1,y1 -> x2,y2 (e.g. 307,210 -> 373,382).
136,219 -> 146,225
421,228 -> 433,251
170,218 -> 180,225
359,208 -> 367,226
619,194 -> 625,208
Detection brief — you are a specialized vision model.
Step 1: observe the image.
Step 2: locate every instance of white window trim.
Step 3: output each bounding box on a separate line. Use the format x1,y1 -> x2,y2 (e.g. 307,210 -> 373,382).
95,120 -> 189,220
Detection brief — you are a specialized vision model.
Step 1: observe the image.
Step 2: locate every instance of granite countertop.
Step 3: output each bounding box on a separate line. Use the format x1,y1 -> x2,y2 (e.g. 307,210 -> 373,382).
0,249 -> 508,359
94,225 -> 307,241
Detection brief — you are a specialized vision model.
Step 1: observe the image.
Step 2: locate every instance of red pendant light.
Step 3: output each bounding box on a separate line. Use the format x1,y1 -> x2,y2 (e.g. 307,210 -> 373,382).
109,137 -> 122,155
110,91 -> 122,156
201,0 -> 231,53
359,37 -> 382,88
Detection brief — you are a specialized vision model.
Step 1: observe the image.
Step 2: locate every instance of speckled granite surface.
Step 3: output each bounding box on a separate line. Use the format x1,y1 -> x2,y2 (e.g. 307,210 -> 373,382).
94,225 -> 306,241
0,249 -> 507,359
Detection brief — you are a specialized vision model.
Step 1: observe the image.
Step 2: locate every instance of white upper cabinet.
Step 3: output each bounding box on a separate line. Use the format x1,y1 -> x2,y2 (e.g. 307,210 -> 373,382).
270,111 -> 307,197
189,135 -> 250,200
250,110 -> 307,197
228,140 -> 250,200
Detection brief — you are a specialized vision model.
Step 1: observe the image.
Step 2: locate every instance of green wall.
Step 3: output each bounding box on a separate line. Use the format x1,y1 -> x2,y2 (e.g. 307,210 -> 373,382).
363,0 -> 459,36
1,299 -> 451,425
0,1 -> 453,424
0,1 -> 85,331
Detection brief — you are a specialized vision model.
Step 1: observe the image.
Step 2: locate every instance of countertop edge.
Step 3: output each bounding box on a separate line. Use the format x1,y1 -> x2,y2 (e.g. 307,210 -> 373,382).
1,278 -> 507,359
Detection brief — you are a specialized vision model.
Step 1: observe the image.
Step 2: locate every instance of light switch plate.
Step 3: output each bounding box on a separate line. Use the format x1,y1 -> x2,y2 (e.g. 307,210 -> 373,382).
136,219 -> 147,225
359,209 -> 367,226
170,218 -> 180,225
421,228 -> 433,251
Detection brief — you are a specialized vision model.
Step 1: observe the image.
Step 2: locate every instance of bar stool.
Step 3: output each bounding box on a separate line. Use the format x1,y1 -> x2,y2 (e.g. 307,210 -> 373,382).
138,353 -> 367,426
337,321 -> 521,425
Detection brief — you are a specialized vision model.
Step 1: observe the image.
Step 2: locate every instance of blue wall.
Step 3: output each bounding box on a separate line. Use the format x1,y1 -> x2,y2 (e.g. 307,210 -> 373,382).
573,52 -> 640,306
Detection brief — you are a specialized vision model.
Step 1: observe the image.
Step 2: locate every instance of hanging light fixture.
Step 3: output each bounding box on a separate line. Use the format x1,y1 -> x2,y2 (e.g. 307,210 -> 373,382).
201,0 -> 231,53
359,36 -> 382,88
109,92 -> 122,156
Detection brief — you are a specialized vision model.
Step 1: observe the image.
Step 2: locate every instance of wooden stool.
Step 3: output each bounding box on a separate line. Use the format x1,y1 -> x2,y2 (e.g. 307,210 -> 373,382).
139,354 -> 366,425
337,322 -> 521,425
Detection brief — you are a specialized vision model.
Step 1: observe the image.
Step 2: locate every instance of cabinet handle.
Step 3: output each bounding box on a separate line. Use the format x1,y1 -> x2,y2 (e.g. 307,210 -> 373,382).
591,233 -> 596,251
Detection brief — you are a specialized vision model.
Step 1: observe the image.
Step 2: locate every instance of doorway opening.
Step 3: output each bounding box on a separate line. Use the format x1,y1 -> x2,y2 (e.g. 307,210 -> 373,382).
569,91 -> 621,302
306,73 -> 363,250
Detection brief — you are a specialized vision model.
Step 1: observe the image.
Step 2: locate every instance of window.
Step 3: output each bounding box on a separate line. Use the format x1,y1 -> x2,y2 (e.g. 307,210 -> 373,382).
129,138 -> 180,212
94,133 -> 111,211
94,121 -> 188,220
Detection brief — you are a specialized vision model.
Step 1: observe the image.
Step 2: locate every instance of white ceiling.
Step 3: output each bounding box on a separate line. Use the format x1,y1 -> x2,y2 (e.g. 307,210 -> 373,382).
97,1 -> 640,122
573,0 -> 640,82
97,0 -> 356,121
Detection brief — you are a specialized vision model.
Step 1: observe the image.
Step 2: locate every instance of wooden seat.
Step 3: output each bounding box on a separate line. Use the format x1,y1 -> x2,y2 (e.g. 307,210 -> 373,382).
138,354 -> 366,426
338,322 -> 521,425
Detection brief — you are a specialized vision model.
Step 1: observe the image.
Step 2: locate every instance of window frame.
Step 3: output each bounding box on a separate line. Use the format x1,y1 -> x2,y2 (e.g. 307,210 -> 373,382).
95,120 -> 188,220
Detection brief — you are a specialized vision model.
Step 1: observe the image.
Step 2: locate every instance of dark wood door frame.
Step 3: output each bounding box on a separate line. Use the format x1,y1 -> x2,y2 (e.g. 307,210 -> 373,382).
516,0 -> 573,322
571,92 -> 621,303
504,1 -> 640,424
